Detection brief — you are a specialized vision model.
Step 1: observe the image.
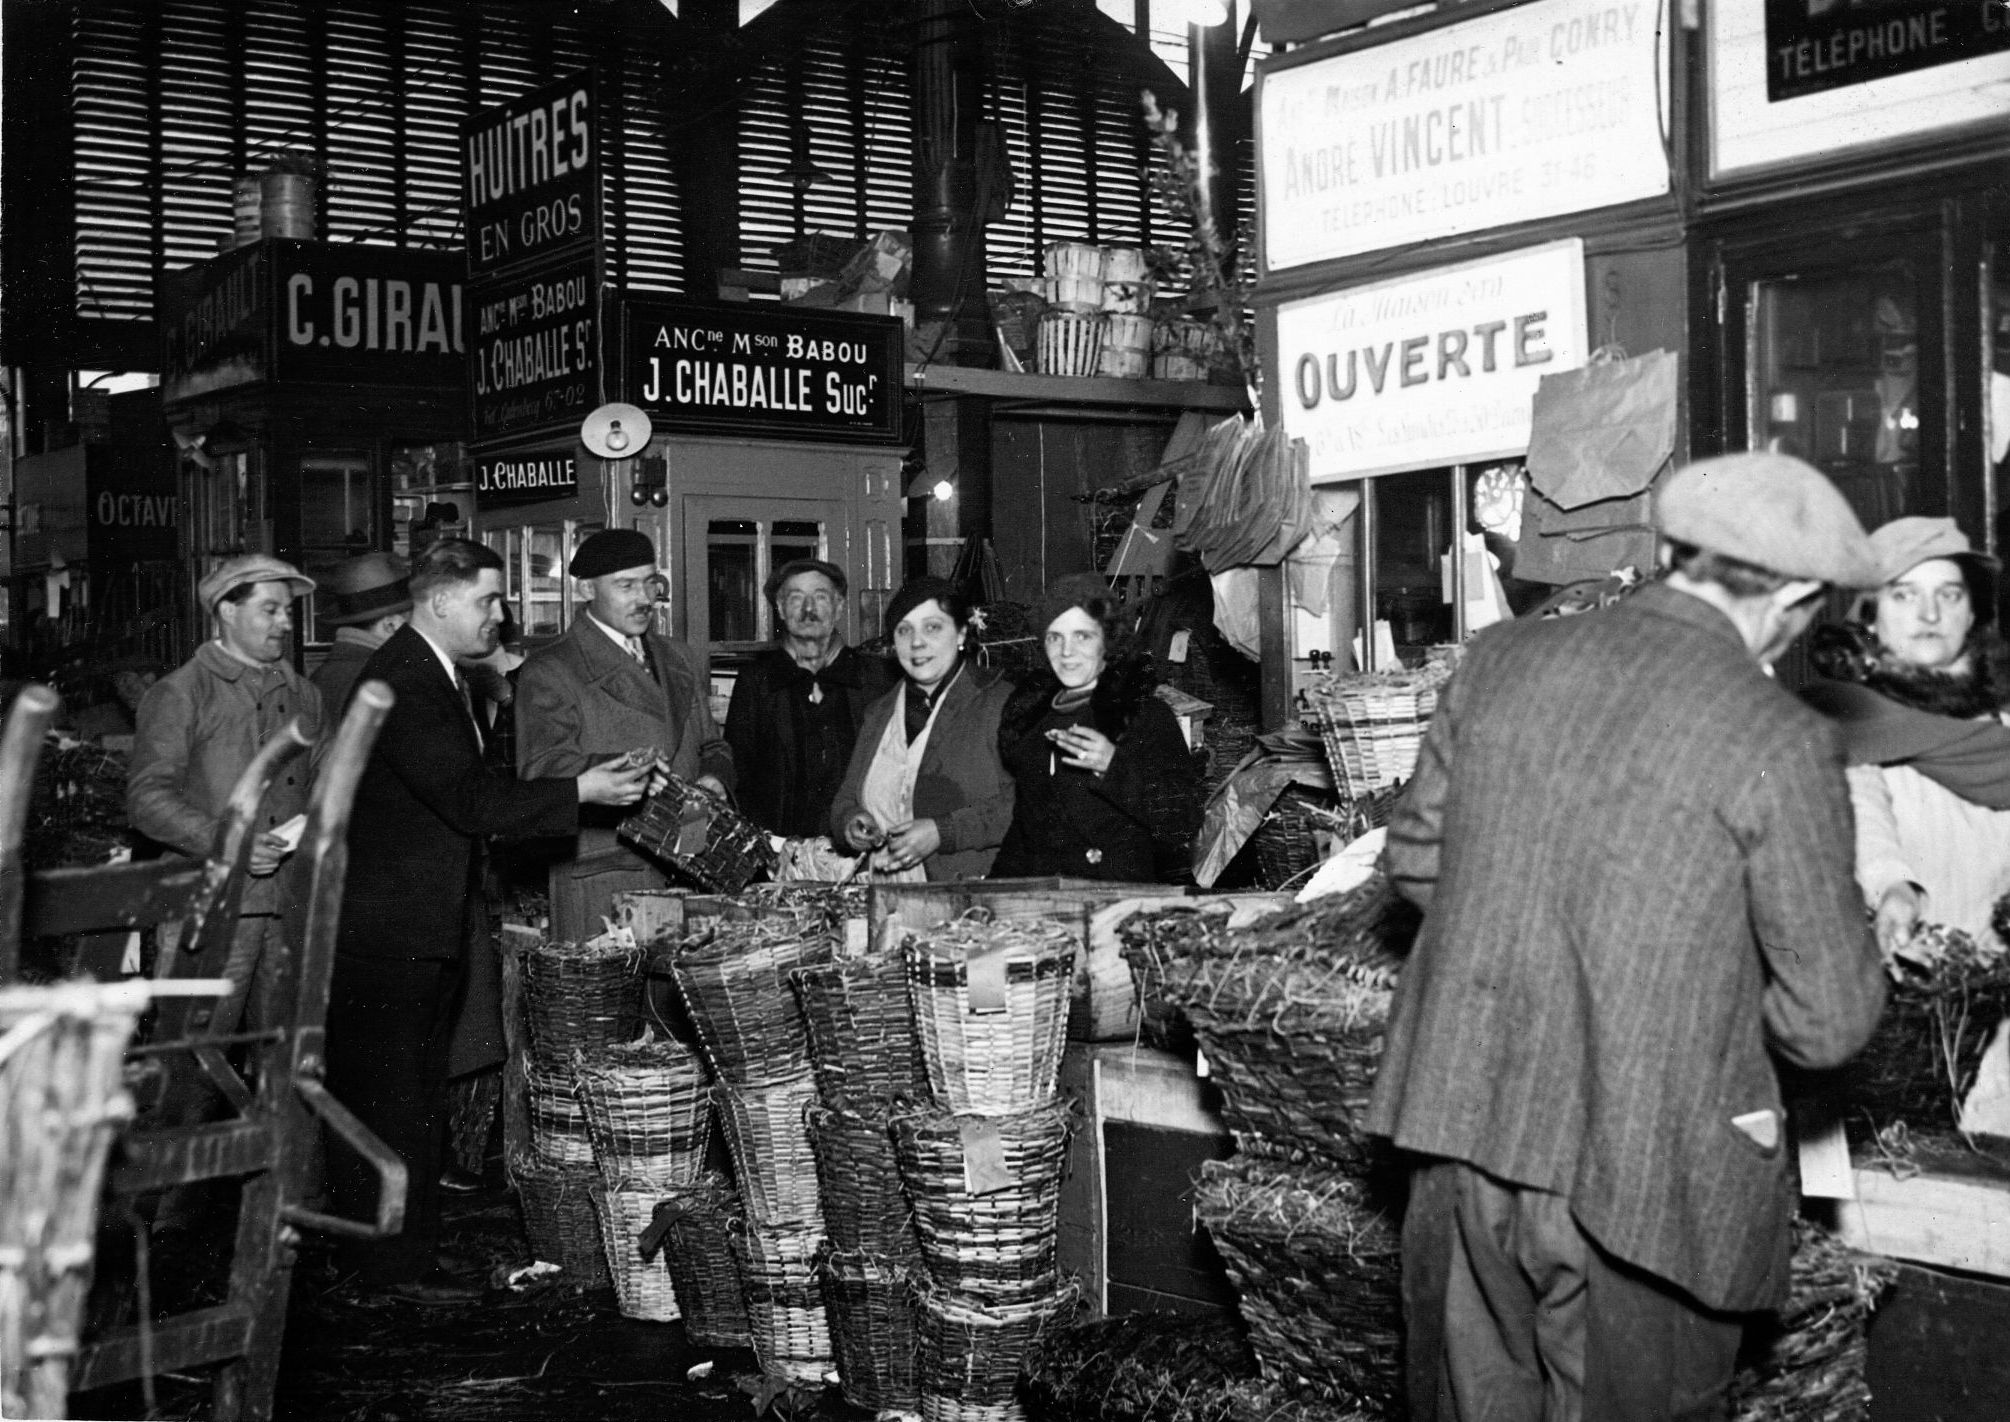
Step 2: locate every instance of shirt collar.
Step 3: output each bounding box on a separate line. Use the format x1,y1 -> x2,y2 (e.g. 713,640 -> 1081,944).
585,611 -> 643,656
412,624 -> 464,686
198,639 -> 283,682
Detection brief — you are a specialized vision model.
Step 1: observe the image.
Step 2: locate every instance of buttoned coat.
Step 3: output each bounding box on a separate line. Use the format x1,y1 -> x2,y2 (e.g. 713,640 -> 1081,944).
516,614 -> 734,857
828,663 -> 1016,881
725,645 -> 898,837
1368,584 -> 1886,1313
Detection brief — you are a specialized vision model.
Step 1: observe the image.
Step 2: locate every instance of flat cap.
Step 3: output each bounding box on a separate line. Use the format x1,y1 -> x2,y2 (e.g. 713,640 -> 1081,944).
199,553 -> 314,612
569,528 -> 657,580
1868,515 -> 2000,585
765,557 -> 848,604
318,551 -> 412,626
1656,452 -> 1881,589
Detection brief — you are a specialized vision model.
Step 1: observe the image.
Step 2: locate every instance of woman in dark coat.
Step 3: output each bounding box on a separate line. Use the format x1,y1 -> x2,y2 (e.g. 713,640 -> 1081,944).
991,575 -> 1200,882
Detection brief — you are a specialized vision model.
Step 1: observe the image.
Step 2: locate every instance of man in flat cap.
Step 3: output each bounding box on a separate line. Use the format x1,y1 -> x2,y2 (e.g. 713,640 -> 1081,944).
726,557 -> 895,837
129,553 -> 326,1037
310,551 -> 413,714
516,529 -> 732,920
1371,453 -> 1889,1422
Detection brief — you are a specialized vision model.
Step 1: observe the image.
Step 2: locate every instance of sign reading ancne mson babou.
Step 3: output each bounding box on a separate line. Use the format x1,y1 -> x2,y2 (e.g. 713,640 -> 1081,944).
621,298 -> 903,444
468,249 -> 600,444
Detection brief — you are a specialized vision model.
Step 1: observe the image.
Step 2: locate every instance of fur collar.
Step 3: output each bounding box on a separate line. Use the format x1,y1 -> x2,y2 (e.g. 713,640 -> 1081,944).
1808,620 -> 2010,719
1000,653 -> 1160,746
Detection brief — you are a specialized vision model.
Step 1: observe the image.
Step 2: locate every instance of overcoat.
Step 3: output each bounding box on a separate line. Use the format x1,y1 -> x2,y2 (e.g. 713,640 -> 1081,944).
725,645 -> 897,837
1369,583 -> 1886,1312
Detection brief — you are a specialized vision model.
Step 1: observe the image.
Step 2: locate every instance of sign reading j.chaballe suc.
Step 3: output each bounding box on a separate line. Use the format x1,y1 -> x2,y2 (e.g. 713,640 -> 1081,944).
468,250 -> 600,444
622,298 -> 903,444
1766,0 -> 2010,102
461,70 -> 599,278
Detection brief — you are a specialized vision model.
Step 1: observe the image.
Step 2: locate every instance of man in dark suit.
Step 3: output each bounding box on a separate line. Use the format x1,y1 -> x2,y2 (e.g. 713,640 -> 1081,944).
1371,453 -> 1890,1420
326,539 -> 653,1304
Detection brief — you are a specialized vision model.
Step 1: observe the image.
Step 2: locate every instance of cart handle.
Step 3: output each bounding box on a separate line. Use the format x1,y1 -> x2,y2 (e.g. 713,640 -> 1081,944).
281,1076 -> 407,1240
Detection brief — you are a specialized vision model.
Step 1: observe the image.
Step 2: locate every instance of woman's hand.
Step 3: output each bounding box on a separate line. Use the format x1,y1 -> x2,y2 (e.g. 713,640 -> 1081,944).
1874,882 -> 1923,956
1048,725 -> 1116,776
874,818 -> 941,873
844,811 -> 887,853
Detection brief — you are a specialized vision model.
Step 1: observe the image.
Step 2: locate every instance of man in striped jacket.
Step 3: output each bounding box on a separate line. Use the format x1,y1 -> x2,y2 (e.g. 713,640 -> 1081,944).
1371,452 -> 1890,1422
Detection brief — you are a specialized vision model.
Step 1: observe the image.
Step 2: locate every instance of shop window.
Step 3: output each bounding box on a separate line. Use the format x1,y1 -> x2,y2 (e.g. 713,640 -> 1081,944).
482,519 -> 601,642
705,515 -> 828,646
299,455 -> 379,642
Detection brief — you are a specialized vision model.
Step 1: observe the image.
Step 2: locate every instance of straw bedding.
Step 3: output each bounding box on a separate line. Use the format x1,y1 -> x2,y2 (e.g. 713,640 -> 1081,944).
1726,1219 -> 1900,1422
1843,924 -> 2010,1139
1020,1309 -> 1256,1422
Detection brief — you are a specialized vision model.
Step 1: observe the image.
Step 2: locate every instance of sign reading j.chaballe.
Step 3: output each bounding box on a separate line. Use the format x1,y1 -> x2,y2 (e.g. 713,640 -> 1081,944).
461,70 -> 599,278
1259,0 -> 1669,271
469,250 -> 600,443
1277,239 -> 1589,482
622,298 -> 902,444
475,451 -> 579,508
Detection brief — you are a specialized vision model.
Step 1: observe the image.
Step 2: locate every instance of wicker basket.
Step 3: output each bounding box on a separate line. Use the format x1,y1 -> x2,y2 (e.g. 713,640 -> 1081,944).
730,1221 -> 835,1384
807,1103 -> 921,1260
1250,785 -> 1345,891
619,774 -> 779,893
652,1173 -> 752,1348
1037,311 -> 1105,377
817,1246 -> 922,1414
508,1146 -> 610,1286
918,1286 -> 1073,1421
716,1074 -> 825,1230
1307,678 -> 1441,800
574,1032 -> 712,1185
891,1101 -> 1073,1307
792,949 -> 928,1111
593,1178 -> 683,1321
906,916 -> 1076,1116
524,1056 -> 595,1167
518,936 -> 644,1069
671,919 -> 834,1085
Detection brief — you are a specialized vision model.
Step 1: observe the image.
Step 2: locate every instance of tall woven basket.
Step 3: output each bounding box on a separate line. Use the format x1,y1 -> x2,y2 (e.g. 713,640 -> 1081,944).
517,936 -> 645,1069
0,982 -> 147,1422
619,774 -> 779,892
818,1245 -> 922,1414
730,1220 -> 835,1384
807,1103 -> 920,1260
905,917 -> 1076,1116
792,949 -> 928,1110
891,1101 -> 1073,1308
651,1173 -> 752,1348
524,1056 -> 595,1167
593,1178 -> 683,1321
917,1285 -> 1074,1422
1305,674 -> 1444,801
716,1074 -> 825,1229
574,1031 -> 713,1185
508,1145 -> 610,1286
672,919 -> 834,1084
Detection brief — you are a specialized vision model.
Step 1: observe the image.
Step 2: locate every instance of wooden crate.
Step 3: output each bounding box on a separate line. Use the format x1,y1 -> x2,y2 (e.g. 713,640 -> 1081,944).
1838,1165 -> 2010,1278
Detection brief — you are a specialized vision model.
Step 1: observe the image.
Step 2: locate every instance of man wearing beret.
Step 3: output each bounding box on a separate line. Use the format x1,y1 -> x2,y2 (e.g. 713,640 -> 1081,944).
310,551 -> 413,715
516,530 -> 733,908
129,553 -> 325,1037
1371,452 -> 1889,1421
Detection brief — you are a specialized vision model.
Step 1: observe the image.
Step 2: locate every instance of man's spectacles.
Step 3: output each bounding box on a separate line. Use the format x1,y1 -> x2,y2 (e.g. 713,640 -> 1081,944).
780,591 -> 838,610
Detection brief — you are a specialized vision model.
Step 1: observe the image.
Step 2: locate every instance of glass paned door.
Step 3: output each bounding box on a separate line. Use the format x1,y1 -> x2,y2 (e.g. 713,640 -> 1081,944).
682,496 -> 848,658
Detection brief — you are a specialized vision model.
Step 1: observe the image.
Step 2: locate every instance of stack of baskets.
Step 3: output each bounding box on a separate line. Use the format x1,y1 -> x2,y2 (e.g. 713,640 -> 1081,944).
670,917 -> 836,1383
1303,664 -> 1454,803
894,913 -> 1080,1422
509,933 -> 648,1287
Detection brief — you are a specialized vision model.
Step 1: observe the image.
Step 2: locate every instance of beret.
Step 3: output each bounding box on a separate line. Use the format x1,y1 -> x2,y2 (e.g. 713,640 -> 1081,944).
199,553 -> 314,612
569,528 -> 657,579
1656,452 -> 1881,589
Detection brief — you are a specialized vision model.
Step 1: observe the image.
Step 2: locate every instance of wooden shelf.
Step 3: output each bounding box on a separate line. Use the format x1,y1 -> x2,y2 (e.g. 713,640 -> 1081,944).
903,362 -> 1250,413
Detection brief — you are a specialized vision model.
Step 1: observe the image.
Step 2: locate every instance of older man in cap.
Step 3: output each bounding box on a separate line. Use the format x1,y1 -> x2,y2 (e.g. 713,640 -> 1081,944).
725,557 -> 895,837
129,554 -> 325,1033
1372,452 -> 1890,1422
310,551 -> 414,714
516,529 -> 732,924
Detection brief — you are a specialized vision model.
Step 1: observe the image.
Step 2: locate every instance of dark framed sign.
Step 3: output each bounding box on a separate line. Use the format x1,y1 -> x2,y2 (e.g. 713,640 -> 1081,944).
1765,0 -> 2010,102
621,297 -> 903,444
475,450 -> 580,507
461,70 -> 601,278
469,249 -> 602,444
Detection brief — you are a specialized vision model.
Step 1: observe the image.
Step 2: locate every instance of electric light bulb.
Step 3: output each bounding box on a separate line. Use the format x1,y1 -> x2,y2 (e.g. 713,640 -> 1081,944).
605,421 -> 630,453
932,479 -> 955,502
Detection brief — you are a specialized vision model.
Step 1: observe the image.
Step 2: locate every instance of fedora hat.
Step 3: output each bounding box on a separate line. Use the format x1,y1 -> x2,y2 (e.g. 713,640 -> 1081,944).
318,551 -> 413,626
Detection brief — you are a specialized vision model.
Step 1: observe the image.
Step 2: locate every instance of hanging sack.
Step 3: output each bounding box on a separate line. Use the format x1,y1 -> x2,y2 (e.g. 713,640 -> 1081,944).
1525,347 -> 1679,510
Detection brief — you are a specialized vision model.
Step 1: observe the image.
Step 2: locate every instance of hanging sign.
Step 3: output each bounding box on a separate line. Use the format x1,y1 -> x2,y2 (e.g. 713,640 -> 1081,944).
475,451 -> 579,508
1764,0 -> 2010,102
1258,0 -> 1671,271
461,70 -> 600,279
1276,239 -> 1590,482
468,249 -> 601,444
621,298 -> 902,444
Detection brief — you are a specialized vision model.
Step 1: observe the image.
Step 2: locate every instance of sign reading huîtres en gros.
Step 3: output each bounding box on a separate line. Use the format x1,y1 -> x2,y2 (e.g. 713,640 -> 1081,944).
461,71 -> 600,278
1277,239 -> 1589,482
621,299 -> 902,444
1259,0 -> 1670,271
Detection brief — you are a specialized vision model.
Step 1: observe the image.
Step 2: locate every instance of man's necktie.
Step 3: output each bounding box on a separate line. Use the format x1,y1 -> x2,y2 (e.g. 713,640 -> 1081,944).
453,671 -> 482,737
628,636 -> 657,681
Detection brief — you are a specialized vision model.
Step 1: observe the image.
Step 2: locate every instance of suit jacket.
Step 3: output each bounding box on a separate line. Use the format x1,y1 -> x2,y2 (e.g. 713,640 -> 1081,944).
1368,583 -> 1886,1312
339,624 -> 577,961
829,662 -> 1015,882
516,614 -> 734,857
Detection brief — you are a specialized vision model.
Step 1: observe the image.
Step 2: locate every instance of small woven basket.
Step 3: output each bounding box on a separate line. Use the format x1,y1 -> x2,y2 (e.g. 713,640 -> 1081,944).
1250,785 -> 1345,891
792,949 -> 927,1111
716,1074 -> 825,1229
652,1173 -> 752,1348
807,1103 -> 921,1260
671,919 -> 834,1085
593,1178 -> 683,1321
891,1101 -> 1073,1308
906,916 -> 1076,1116
524,1056 -> 595,1167
619,774 -> 779,893
574,1032 -> 713,1185
518,936 -> 644,1069
1307,678 -> 1441,800
918,1285 -> 1074,1422
508,1146 -> 609,1286
730,1220 -> 835,1384
817,1245 -> 922,1414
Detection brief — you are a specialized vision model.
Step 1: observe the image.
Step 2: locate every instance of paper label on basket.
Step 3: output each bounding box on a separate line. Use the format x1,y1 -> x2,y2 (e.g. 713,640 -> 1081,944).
965,945 -> 1010,1014
845,918 -> 869,954
674,803 -> 712,858
1168,630 -> 1190,664
959,1119 -> 1015,1194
